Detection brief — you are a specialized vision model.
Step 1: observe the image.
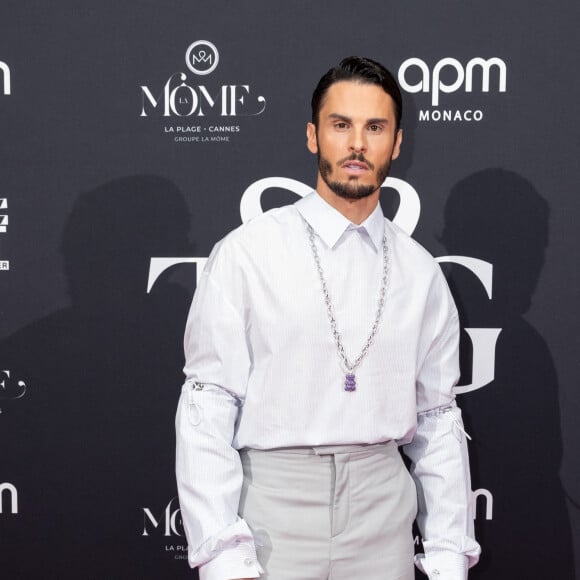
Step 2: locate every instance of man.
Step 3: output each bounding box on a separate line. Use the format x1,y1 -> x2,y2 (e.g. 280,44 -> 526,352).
176,56 -> 481,580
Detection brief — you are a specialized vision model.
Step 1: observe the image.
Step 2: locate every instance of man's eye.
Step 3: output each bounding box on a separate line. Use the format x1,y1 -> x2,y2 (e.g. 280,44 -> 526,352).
334,122 -> 348,130
368,124 -> 382,132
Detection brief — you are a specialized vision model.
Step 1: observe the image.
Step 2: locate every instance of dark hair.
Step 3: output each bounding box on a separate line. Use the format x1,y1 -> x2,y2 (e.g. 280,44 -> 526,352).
311,56 -> 403,131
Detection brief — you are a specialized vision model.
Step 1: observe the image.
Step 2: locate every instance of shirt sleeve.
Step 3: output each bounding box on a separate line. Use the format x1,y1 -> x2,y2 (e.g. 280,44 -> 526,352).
175,244 -> 263,580
402,266 -> 481,579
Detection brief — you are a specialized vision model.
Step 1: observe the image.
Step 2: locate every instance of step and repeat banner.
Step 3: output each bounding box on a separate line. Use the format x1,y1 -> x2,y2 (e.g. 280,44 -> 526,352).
1,2 -> 578,579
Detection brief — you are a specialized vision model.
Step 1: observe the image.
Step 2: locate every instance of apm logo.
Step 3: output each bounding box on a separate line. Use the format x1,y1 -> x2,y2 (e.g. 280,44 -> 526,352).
0,482 -> 18,514
398,57 -> 507,122
0,61 -> 10,95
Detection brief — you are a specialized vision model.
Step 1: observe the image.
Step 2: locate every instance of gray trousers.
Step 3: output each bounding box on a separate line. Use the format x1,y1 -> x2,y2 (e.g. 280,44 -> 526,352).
239,441 -> 417,580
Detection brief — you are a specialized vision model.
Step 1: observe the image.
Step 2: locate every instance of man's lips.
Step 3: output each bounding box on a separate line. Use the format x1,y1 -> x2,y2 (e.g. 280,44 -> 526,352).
341,160 -> 369,174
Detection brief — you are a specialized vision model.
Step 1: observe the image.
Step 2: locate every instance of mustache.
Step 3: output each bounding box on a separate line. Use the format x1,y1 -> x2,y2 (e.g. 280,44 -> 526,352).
337,152 -> 375,170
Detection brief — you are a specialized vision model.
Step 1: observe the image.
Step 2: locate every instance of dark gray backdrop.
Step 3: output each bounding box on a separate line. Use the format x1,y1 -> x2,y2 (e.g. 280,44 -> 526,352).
1,2 -> 578,578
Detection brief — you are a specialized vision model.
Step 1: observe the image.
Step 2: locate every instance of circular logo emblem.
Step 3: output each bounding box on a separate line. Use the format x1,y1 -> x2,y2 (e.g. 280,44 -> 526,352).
185,40 -> 219,75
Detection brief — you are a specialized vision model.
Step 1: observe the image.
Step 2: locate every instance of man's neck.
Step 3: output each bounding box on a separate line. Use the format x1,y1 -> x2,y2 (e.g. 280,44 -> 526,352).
316,182 -> 380,225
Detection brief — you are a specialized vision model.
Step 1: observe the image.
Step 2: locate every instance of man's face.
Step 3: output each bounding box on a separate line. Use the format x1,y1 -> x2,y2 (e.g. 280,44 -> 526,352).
307,81 -> 402,201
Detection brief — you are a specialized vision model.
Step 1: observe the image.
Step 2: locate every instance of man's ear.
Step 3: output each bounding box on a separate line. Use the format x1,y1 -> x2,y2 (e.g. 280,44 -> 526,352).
391,128 -> 403,160
306,122 -> 318,154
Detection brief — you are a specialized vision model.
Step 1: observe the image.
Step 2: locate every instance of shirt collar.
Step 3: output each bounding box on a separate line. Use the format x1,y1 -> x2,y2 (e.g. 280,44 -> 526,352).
295,191 -> 385,252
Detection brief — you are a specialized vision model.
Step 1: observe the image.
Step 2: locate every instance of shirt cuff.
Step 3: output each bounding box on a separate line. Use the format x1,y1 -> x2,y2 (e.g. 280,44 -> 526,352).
414,551 -> 468,580
198,542 -> 262,580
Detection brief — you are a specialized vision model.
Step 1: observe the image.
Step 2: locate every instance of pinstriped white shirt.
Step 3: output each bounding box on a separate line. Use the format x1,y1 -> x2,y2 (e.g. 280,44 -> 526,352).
176,191 -> 481,580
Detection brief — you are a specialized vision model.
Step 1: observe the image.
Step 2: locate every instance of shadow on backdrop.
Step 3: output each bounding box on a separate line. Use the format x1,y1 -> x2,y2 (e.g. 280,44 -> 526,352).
0,175 -> 199,579
439,168 -> 574,579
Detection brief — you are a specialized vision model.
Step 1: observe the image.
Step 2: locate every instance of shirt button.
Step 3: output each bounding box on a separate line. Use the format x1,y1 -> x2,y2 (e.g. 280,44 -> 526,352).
432,570 -> 440,576
244,557 -> 253,566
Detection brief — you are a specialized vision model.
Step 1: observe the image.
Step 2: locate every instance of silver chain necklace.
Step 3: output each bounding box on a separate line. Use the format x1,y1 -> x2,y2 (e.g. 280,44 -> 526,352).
306,221 -> 389,392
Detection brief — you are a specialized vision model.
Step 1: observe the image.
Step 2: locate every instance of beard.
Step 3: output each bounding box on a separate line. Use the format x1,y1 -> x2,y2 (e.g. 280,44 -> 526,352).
318,152 -> 392,200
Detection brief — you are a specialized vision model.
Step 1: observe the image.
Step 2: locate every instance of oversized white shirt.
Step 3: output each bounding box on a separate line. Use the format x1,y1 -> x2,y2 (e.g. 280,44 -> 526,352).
175,191 -> 481,580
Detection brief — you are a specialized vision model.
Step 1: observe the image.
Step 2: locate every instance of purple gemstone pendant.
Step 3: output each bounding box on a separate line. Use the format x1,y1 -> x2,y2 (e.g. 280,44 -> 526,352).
344,373 -> 357,392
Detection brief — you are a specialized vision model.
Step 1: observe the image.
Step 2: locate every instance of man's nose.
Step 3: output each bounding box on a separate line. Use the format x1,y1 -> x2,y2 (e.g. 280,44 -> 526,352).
348,127 -> 367,153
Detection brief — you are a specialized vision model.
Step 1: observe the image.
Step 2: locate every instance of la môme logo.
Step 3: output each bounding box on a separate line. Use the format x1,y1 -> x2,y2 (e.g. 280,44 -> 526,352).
140,40 -> 266,143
